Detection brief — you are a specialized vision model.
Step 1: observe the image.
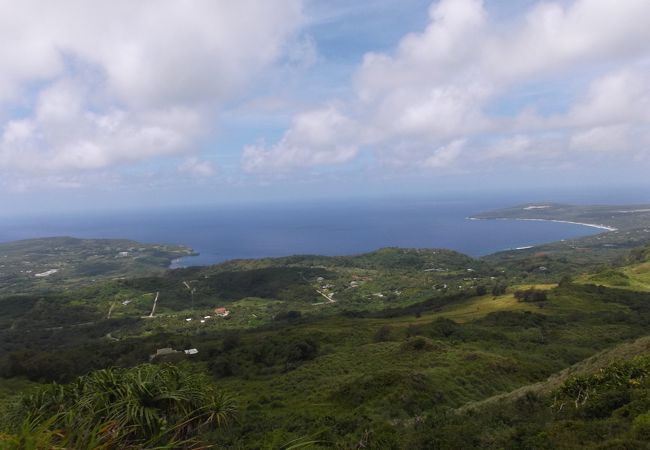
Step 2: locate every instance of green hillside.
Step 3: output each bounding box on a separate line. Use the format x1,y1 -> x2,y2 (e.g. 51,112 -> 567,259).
2,213 -> 650,448
0,237 -> 193,294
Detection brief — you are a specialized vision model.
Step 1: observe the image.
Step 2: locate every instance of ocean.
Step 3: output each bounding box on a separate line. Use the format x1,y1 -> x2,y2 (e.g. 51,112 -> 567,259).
0,196 -> 609,268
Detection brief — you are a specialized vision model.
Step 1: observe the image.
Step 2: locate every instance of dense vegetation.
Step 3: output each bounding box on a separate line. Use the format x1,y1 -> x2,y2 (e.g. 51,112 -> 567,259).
0,237 -> 192,295
407,353 -> 650,449
1,364 -> 235,449
3,205 -> 650,448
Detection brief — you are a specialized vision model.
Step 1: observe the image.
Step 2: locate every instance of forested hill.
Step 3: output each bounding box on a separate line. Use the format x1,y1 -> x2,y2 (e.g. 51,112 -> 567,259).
0,237 -> 193,294
3,210 -> 650,447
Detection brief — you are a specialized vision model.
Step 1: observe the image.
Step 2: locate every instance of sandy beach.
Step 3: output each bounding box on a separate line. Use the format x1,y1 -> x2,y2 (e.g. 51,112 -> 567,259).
468,216 -> 618,232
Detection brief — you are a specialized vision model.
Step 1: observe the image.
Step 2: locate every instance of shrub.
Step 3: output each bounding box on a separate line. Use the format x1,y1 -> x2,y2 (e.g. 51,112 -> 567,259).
632,411 -> 650,440
428,318 -> 463,339
373,325 -> 392,343
285,338 -> 319,365
274,310 -> 302,322
491,284 -> 507,296
514,288 -> 548,302
6,364 -> 236,448
400,337 -> 439,352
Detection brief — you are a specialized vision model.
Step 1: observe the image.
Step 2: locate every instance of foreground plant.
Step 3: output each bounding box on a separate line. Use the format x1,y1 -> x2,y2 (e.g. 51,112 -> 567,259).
3,364 -> 236,449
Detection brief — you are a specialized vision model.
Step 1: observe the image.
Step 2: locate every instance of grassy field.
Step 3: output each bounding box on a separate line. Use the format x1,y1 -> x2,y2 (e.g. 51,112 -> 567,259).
576,260 -> 650,292
434,284 -> 553,322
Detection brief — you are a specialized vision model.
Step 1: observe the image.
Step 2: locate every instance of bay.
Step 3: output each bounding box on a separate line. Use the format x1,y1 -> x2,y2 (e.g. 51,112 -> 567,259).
0,196 -> 605,268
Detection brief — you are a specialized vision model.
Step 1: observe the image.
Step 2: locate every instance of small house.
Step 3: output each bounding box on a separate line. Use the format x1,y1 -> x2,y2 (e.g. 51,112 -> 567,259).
214,307 -> 230,317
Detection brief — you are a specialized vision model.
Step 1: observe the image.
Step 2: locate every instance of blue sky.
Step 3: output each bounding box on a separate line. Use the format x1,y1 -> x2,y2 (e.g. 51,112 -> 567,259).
0,0 -> 649,214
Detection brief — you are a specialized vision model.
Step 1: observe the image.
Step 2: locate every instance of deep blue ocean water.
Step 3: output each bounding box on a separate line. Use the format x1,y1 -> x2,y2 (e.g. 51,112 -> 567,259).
0,196 -> 610,267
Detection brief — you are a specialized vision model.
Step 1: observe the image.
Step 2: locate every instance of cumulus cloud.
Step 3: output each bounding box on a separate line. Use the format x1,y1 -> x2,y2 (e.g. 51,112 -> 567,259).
356,0 -> 486,99
244,0 -> 650,173
484,0 -> 650,80
354,0 -> 491,145
566,68 -> 650,127
0,80 -> 201,172
4,0 -> 650,186
242,106 -> 358,172
0,0 -> 304,176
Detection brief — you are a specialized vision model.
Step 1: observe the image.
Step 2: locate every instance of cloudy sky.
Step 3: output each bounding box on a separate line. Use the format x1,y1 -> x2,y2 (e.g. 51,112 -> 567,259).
1,0 -> 649,213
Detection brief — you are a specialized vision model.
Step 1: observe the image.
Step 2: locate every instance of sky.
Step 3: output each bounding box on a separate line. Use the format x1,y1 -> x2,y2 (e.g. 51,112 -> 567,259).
0,0 -> 649,214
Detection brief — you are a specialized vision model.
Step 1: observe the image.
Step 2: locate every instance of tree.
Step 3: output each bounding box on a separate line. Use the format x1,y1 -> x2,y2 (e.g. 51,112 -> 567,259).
514,288 -> 548,302
491,284 -> 507,296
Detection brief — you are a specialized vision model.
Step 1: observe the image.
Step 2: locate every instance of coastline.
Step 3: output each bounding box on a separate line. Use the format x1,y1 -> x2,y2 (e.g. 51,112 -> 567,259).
172,216 -> 617,268
468,216 -> 618,232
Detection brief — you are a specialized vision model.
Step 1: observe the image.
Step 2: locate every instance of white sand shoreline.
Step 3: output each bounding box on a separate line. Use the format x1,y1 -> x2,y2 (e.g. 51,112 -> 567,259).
468,216 -> 618,232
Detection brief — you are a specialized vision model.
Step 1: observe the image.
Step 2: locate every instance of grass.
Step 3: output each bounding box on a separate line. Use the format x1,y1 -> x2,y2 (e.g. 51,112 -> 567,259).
0,378 -> 38,400
194,278 -> 650,447
576,260 -> 650,292
435,286 -> 550,323
545,289 -> 632,314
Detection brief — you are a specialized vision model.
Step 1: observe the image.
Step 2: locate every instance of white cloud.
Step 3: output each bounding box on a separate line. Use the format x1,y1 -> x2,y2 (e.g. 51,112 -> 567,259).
356,0 -> 490,144
245,0 -> 650,174
567,68 -> 650,127
356,0 -> 485,98
569,124 -> 650,156
242,106 -> 358,172
0,80 -> 201,171
242,0 -> 492,172
3,0 -> 650,187
570,125 -> 631,153
484,0 -> 650,80
0,0 -> 304,175
423,139 -> 466,168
